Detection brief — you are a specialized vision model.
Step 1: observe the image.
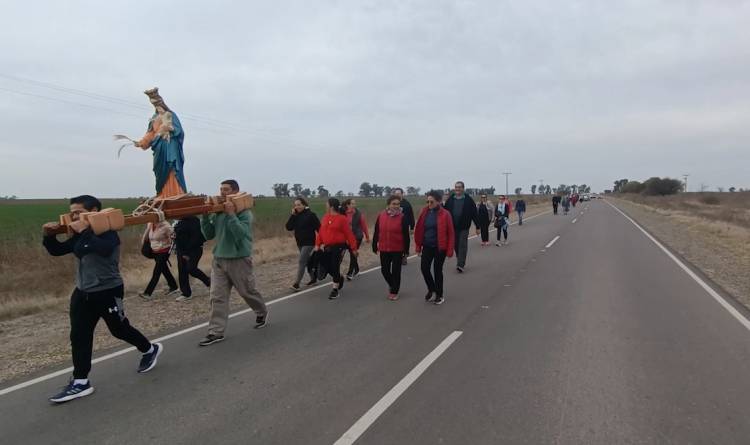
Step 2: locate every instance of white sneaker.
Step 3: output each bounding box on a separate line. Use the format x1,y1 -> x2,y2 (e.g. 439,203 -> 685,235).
175,294 -> 192,302
495,242 -> 501,247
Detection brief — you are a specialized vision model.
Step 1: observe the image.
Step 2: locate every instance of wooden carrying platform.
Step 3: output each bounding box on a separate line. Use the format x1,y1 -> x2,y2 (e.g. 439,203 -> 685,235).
51,193 -> 254,235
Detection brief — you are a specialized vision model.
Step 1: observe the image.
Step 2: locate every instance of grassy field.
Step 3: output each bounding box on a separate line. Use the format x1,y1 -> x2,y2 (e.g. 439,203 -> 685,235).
615,192 -> 750,228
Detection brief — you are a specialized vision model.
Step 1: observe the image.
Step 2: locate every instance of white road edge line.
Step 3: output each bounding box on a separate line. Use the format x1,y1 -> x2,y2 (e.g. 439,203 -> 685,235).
333,331 -> 463,445
545,236 -> 560,249
0,210 -> 552,396
606,200 -> 750,332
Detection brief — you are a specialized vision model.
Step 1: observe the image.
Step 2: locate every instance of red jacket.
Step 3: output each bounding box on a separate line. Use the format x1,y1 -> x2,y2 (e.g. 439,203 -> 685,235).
372,210 -> 410,253
316,213 -> 358,250
414,206 -> 455,256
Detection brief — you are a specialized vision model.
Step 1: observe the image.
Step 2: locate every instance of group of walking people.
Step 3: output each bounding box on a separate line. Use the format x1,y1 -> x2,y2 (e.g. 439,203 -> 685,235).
285,182 -> 527,305
41,180 -> 527,404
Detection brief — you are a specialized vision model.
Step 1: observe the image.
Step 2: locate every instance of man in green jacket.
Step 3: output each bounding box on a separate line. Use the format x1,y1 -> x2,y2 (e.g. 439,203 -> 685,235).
199,179 -> 268,346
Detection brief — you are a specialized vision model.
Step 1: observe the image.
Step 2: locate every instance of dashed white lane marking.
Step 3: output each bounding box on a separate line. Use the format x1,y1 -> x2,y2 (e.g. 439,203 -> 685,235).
333,331 -> 463,445
545,236 -> 560,249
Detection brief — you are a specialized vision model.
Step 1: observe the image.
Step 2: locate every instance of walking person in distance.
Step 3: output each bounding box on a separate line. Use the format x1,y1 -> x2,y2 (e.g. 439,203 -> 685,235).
415,190 -> 455,305
343,198 -> 370,280
372,195 -> 411,300
286,197 -> 321,291
316,198 -> 359,300
443,181 -> 479,273
173,215 -> 211,302
476,194 -> 493,246
139,220 -> 178,300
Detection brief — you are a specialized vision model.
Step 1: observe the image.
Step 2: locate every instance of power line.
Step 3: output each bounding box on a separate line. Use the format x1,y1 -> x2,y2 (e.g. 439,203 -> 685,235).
0,77 -> 352,152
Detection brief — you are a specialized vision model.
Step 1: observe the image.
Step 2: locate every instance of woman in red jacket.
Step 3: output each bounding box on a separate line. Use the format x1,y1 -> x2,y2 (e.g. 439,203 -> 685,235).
315,198 -> 359,300
372,195 -> 411,301
414,190 -> 455,305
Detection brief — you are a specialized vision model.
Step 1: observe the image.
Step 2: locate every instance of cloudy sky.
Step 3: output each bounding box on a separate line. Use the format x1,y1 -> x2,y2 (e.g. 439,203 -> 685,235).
1,0 -> 748,198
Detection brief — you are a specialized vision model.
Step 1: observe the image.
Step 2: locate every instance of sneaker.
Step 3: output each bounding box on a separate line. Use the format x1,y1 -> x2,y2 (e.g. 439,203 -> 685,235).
305,279 -> 318,286
424,291 -> 434,302
254,313 -> 268,329
434,296 -> 445,305
137,343 -> 163,373
495,242 -> 501,246
175,294 -> 192,302
346,274 -> 353,281
138,292 -> 153,300
456,266 -> 464,273
49,380 -> 94,403
164,288 -> 180,297
199,334 -> 225,347
388,293 -> 399,301
329,288 -> 339,300
291,283 -> 301,292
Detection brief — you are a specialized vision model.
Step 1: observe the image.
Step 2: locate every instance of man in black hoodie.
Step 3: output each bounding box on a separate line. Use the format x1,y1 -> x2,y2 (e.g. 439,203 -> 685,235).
393,188 -> 415,265
173,215 -> 211,301
443,181 -> 480,272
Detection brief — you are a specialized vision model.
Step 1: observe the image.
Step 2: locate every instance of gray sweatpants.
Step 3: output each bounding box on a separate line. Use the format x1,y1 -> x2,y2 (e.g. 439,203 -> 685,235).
208,257 -> 267,336
295,245 -> 314,285
455,229 -> 470,268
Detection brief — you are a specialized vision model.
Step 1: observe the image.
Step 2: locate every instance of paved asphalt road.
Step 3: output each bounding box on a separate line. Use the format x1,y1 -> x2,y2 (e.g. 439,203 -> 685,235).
2,200 -> 750,445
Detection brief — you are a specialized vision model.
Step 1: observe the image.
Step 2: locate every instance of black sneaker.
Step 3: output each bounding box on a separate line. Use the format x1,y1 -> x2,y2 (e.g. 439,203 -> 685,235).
137,343 -> 163,373
291,283 -> 301,292
199,334 -> 225,347
346,274 -> 353,281
254,313 -> 268,329
329,288 -> 339,300
434,296 -> 445,305
49,380 -> 94,403
456,266 -> 464,273
424,291 -> 434,302
306,278 -> 318,286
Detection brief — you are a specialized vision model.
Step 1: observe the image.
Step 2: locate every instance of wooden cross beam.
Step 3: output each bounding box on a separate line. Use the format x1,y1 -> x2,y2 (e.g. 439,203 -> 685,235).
48,193 -> 254,236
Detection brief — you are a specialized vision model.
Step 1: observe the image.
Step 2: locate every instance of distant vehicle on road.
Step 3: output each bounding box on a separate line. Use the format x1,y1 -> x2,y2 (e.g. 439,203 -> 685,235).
582,194 -> 590,201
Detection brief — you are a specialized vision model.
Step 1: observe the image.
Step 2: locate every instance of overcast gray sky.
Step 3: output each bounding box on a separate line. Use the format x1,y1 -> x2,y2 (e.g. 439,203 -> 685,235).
1,0 -> 748,198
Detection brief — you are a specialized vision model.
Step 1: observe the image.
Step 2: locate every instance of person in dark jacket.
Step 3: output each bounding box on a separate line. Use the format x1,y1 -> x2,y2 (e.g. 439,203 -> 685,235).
286,197 -> 321,291
476,194 -> 493,246
372,195 -> 411,300
173,215 -> 211,301
495,195 -> 511,245
393,188 -> 415,266
42,195 -> 162,403
343,198 -> 370,280
514,198 -> 526,225
415,190 -> 455,305
443,181 -> 480,272
552,195 -> 561,215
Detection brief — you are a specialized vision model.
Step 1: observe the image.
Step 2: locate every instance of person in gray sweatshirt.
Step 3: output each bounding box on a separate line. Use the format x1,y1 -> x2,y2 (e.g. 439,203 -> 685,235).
42,195 -> 162,404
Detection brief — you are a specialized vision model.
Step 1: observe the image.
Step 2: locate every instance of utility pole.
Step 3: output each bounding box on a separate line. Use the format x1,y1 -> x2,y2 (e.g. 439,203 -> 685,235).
502,172 -> 512,196
682,174 -> 689,192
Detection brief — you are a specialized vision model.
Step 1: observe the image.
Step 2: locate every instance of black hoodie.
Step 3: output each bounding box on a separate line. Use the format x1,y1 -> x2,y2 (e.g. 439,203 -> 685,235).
286,208 -> 321,247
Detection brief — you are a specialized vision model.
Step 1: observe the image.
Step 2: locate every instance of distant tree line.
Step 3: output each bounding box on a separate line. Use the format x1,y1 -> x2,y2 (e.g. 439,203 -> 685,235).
612,177 -> 683,196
